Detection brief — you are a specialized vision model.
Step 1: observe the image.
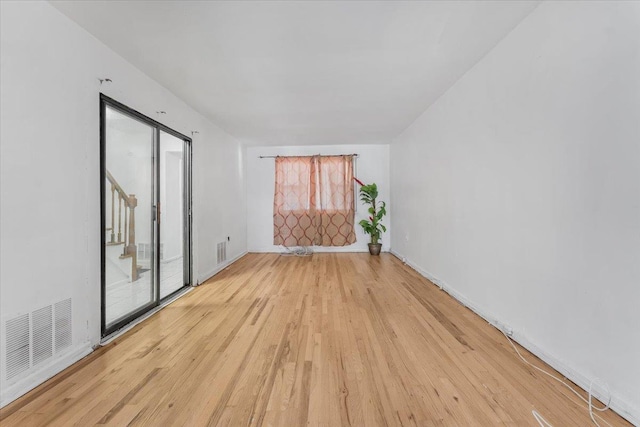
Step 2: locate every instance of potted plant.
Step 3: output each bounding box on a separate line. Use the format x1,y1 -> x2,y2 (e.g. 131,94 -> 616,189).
354,178 -> 387,255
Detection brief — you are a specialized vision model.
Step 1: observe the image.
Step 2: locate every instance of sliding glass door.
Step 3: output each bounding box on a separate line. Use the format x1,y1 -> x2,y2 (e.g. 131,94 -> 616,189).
102,105 -> 156,329
159,130 -> 189,299
100,95 -> 191,337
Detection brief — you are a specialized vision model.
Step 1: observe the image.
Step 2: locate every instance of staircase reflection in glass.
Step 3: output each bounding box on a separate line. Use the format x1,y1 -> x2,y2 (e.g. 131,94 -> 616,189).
104,105 -> 156,329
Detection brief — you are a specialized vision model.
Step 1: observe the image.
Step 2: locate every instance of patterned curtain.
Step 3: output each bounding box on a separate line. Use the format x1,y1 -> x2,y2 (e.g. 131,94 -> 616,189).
273,155 -> 356,247
316,155 -> 356,246
273,156 -> 318,247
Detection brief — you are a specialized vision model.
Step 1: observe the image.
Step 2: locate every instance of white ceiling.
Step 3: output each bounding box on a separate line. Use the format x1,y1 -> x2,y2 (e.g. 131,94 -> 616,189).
51,1 -> 539,146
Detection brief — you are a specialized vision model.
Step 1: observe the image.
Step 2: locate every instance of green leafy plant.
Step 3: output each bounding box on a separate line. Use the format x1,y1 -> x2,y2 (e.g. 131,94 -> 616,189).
354,178 -> 387,245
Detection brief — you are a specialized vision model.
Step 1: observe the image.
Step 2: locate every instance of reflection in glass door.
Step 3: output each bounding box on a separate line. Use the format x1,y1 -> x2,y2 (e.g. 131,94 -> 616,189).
159,131 -> 188,299
101,95 -> 191,337
103,105 -> 156,330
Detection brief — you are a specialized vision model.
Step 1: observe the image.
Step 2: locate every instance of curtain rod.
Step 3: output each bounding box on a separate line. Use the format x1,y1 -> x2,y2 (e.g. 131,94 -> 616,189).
259,154 -> 359,159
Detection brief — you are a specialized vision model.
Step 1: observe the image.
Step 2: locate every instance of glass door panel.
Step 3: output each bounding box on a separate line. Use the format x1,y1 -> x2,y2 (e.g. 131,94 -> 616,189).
101,95 -> 191,337
103,105 -> 156,329
159,131 -> 186,299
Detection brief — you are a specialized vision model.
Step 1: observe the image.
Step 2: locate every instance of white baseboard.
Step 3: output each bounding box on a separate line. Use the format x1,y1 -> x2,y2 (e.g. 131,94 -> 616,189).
0,344 -> 93,408
197,251 -> 248,284
390,249 -> 640,427
2,284 -> 195,408
248,246 -> 391,254
1,250 -> 244,410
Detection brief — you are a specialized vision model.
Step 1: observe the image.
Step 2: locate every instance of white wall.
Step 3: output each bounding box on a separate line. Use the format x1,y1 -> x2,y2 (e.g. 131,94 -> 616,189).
195,138 -> 247,282
247,145 -> 390,253
0,1 -> 246,406
390,1 -> 640,424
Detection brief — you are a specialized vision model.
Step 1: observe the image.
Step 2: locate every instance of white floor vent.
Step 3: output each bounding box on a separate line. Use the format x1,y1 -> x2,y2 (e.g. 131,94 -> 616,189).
4,298 -> 72,382
217,241 -> 227,264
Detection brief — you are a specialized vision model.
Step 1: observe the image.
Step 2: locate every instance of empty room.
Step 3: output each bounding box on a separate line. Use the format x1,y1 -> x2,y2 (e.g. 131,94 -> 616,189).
0,1 -> 638,426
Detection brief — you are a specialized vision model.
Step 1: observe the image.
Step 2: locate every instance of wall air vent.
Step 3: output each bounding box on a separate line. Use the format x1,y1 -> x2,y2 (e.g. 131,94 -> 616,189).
217,241 -> 227,264
54,299 -> 72,353
5,314 -> 30,380
3,298 -> 72,382
32,306 -> 53,366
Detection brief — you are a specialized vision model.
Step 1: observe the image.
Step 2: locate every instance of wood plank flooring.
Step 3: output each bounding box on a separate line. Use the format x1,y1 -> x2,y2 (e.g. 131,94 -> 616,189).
0,253 -> 631,426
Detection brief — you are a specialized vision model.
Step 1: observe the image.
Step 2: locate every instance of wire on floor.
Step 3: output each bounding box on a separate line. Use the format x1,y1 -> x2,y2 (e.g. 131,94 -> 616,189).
532,410 -> 554,427
280,246 -> 313,257
499,330 -> 612,427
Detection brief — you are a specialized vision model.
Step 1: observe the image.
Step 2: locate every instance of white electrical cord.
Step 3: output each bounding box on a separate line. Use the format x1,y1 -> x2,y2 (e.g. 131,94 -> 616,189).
280,246 -> 313,257
500,330 -> 612,427
589,380 -> 611,427
532,410 -> 554,427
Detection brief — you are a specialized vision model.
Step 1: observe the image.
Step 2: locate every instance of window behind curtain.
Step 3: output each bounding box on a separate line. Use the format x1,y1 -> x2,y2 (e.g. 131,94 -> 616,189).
279,156 -> 315,211
274,155 -> 356,247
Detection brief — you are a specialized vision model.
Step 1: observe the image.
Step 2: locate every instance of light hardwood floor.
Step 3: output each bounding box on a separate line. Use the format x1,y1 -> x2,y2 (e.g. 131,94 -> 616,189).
0,253 -> 631,426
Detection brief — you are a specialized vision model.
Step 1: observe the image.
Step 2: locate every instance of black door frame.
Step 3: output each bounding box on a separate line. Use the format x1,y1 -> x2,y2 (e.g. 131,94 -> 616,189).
100,94 -> 192,337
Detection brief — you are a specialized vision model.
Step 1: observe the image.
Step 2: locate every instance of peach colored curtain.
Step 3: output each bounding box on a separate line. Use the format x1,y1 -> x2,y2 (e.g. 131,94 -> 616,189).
316,155 -> 356,246
273,156 -> 318,246
273,155 -> 355,247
